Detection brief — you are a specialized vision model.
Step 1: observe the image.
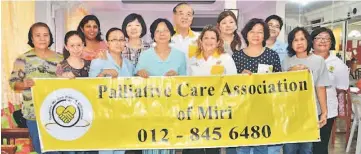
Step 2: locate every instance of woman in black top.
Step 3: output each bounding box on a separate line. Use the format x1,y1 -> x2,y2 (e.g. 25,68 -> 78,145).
232,18 -> 281,74
56,31 -> 90,78
232,18 -> 281,154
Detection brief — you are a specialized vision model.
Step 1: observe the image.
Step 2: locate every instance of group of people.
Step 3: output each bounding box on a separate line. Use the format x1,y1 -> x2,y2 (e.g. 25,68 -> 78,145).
9,2 -> 349,154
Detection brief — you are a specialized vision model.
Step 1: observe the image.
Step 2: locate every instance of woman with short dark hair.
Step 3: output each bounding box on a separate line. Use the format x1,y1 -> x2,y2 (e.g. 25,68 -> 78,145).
121,13 -> 150,67
77,15 -> 107,60
311,27 -> 349,154
282,27 -> 330,154
9,22 -> 63,154
135,19 -> 186,154
232,18 -> 281,154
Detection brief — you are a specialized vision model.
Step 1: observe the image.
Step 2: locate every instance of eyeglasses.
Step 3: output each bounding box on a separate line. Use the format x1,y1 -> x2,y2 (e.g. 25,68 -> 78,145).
314,37 -> 331,43
155,29 -> 170,34
268,24 -> 280,29
109,39 -> 125,43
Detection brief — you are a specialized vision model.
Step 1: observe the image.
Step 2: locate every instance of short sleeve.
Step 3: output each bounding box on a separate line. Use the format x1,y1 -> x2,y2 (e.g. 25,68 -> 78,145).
9,56 -> 26,90
316,58 -> 331,87
178,52 -> 187,76
334,60 -> 349,90
271,51 -> 282,72
89,59 -> 104,77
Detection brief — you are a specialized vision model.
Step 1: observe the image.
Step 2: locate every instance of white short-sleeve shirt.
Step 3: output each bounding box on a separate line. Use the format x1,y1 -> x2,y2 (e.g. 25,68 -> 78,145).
188,52 -> 237,76
325,55 -> 349,118
171,29 -> 200,60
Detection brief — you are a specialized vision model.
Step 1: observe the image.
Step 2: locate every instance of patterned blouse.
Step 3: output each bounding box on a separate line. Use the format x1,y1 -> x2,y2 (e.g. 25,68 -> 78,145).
81,41 -> 108,61
232,47 -> 282,73
56,60 -> 91,77
122,40 -> 150,67
9,49 -> 63,120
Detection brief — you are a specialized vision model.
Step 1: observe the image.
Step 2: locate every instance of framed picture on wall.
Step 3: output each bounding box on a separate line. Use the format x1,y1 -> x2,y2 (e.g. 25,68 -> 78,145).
224,9 -> 239,20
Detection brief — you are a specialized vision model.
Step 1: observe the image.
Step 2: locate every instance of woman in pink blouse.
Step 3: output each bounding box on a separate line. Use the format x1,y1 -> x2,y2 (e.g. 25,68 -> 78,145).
77,15 -> 107,60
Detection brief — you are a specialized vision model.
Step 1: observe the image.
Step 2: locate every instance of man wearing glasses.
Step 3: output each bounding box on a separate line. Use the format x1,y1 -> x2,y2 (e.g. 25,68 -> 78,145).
265,15 -> 288,63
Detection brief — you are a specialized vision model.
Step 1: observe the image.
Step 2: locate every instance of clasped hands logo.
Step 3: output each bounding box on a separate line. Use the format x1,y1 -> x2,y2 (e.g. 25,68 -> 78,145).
40,88 -> 93,141
56,105 -> 76,123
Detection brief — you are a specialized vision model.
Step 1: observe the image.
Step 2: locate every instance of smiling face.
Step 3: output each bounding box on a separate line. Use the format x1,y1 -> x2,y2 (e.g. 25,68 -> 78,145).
82,20 -> 99,40
292,30 -> 308,54
219,15 -> 237,35
126,19 -> 142,39
267,19 -> 281,38
247,24 -> 264,46
173,4 -> 193,29
65,35 -> 84,58
107,30 -> 126,54
313,32 -> 332,53
201,31 -> 220,52
31,26 -> 50,49
154,22 -> 171,44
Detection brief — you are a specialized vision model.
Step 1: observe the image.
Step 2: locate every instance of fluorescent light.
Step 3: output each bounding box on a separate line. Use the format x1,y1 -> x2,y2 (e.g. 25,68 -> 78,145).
348,30 -> 361,38
289,0 -> 313,6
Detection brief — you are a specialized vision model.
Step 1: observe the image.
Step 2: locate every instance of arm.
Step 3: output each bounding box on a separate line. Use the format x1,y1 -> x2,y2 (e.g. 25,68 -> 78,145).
9,57 -> 29,91
178,52 -> 187,76
224,54 -> 237,75
273,53 -> 282,72
89,59 -> 104,77
316,86 -> 328,116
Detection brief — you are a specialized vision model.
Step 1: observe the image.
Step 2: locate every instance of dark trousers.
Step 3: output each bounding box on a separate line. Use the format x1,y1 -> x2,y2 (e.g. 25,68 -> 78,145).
183,148 -> 220,154
312,117 -> 336,154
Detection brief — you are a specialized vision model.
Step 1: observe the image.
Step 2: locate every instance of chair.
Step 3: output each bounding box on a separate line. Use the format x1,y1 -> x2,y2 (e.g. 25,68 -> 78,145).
331,89 -> 352,145
1,128 -> 33,153
346,94 -> 361,153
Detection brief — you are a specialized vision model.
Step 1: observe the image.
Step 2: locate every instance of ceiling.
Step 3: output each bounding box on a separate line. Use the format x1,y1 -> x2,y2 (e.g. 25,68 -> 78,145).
286,1 -> 341,14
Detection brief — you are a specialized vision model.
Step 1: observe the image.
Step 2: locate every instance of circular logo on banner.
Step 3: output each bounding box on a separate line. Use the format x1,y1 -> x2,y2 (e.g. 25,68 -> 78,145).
40,88 -> 93,141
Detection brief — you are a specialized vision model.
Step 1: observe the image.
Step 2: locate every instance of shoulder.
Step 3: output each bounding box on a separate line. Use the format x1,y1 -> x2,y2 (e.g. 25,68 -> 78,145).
264,47 -> 278,55
171,48 -> 186,56
220,53 -> 233,60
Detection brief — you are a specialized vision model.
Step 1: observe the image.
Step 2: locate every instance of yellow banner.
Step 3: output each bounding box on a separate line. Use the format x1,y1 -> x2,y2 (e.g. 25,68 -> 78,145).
32,71 -> 319,152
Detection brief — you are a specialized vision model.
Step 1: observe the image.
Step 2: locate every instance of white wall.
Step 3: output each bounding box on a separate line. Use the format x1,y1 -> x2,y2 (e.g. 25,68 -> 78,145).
304,1 -> 361,24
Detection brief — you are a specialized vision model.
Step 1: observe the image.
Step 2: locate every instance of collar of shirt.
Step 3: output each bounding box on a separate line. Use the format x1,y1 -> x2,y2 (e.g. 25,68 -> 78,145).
106,51 -> 123,70
174,27 -> 196,38
196,50 -> 221,60
151,47 -> 173,63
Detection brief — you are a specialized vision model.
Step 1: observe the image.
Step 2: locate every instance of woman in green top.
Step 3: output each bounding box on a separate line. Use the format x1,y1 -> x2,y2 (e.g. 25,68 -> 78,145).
9,22 -> 63,154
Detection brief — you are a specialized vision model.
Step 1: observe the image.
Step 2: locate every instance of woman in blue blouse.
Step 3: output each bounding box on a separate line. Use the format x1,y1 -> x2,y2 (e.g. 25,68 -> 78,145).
136,18 -> 187,78
135,18 -> 187,154
89,27 -> 134,79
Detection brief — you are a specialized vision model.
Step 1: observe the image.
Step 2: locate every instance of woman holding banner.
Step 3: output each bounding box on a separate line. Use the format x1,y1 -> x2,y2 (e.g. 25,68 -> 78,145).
282,27 -> 330,154
56,31 -> 90,78
311,27 -> 349,154
77,15 -> 107,61
232,18 -> 281,154
184,25 -> 237,154
9,22 -> 63,154
89,27 -> 133,154
135,18 -> 186,154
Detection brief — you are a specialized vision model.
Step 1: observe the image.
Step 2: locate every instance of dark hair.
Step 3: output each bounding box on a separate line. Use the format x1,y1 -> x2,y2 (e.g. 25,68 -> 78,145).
265,15 -> 283,30
106,27 -> 124,41
241,18 -> 270,47
197,25 -> 225,56
27,22 -> 54,48
217,11 -> 242,52
63,31 -> 85,60
172,2 -> 194,15
310,27 -> 336,50
122,13 -> 147,38
150,18 -> 176,42
77,15 -> 103,42
287,27 -> 312,57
